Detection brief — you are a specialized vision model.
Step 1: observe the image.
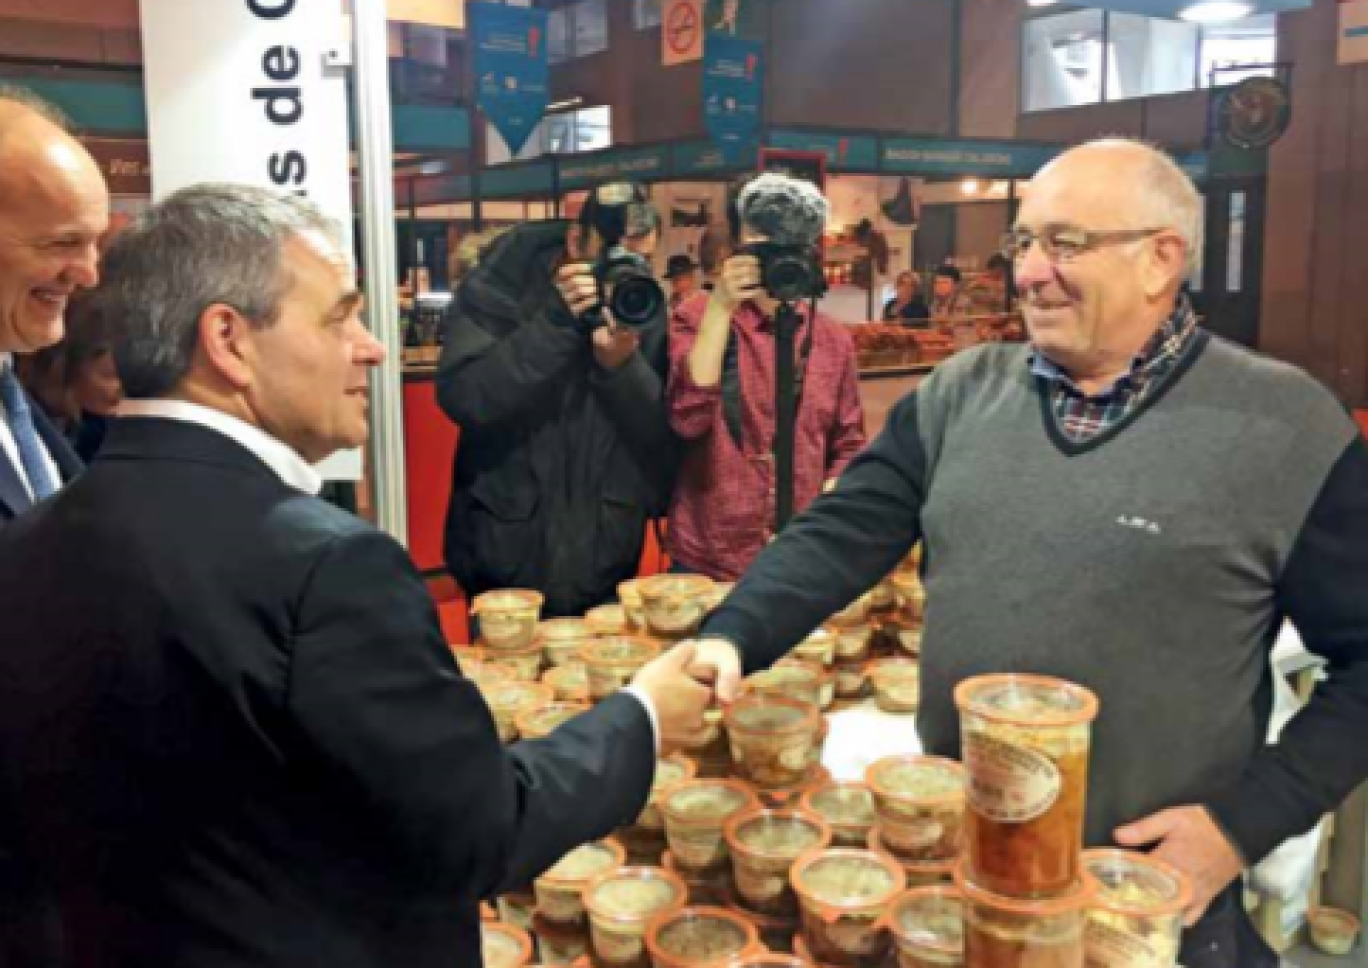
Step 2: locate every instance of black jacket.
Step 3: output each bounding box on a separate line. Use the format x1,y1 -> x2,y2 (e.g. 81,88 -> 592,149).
0,389 -> 82,524
438,221 -> 676,616
0,418 -> 655,968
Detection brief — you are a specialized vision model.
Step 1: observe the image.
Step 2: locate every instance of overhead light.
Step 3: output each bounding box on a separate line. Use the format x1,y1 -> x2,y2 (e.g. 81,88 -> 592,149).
960,178 -> 981,196
1026,0 -> 1060,6
1179,2 -> 1254,24
546,96 -> 585,114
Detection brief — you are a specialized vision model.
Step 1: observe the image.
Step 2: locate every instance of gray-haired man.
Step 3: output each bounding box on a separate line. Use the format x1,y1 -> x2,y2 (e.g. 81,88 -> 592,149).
0,183 -> 709,968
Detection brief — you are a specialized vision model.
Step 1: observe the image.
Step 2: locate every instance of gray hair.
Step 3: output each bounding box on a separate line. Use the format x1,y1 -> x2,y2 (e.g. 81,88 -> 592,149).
624,202 -> 661,240
737,173 -> 829,247
97,183 -> 340,398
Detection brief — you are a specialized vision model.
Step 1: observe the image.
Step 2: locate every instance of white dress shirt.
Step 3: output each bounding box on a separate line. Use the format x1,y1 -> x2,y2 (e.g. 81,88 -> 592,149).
0,353 -> 63,501
118,398 -> 662,750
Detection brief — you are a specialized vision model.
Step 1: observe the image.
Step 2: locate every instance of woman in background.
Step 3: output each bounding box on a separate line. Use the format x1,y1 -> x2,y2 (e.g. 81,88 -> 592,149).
882,270 -> 930,326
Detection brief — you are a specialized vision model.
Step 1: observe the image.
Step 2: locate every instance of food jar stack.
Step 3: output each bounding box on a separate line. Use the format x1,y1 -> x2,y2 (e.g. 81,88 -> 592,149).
531,839 -> 628,964
864,755 -> 965,889
952,673 -> 1100,967
723,807 -> 832,952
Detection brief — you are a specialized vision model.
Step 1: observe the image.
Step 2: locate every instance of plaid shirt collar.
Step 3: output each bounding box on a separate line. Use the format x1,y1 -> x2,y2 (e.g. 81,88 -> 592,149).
1028,297 -> 1199,402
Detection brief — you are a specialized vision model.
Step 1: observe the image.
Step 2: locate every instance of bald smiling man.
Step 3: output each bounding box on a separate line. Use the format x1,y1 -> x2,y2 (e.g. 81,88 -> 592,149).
0,87 -> 109,523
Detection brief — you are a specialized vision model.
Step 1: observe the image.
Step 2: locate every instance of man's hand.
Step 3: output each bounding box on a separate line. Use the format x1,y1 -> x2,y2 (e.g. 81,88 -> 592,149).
682,637 -> 744,704
555,262 -> 600,319
631,642 -> 714,752
591,316 -> 640,371
1115,806 -> 1245,925
710,253 -> 764,315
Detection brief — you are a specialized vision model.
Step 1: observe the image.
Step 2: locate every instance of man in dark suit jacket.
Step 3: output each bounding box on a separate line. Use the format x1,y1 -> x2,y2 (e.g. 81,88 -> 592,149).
0,184 -> 711,968
0,89 -> 107,524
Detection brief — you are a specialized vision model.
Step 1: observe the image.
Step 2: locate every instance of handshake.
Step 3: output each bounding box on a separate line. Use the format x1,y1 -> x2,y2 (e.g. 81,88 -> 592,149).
627,638 -> 747,752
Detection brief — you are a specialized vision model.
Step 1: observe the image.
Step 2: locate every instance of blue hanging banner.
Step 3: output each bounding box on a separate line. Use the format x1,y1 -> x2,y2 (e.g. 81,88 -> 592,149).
702,32 -> 763,166
470,2 -> 549,156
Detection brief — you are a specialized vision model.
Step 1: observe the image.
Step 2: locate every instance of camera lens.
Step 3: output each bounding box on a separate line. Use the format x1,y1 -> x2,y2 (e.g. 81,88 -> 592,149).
609,274 -> 664,326
765,254 -> 818,303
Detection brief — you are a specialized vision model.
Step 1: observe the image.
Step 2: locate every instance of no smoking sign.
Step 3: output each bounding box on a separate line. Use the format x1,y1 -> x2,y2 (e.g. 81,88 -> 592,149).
663,0 -> 703,65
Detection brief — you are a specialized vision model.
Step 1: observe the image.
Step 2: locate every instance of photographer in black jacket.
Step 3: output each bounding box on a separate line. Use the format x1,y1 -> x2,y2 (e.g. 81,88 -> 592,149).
439,183 -> 676,618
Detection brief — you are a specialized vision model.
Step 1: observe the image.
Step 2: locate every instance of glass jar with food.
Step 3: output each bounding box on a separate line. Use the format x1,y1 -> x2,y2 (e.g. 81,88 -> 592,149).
790,848 -> 906,965
489,641 -> 543,681
637,754 -> 699,833
1082,849 -> 1191,968
542,662 -> 590,704
955,862 -> 1092,968
534,838 -> 627,924
481,922 -> 534,968
481,681 -> 553,743
583,637 -> 663,701
644,906 -> 760,968
800,781 -> 877,849
792,628 -> 837,668
661,780 -> 758,872
869,659 -> 921,714
888,886 -> 964,968
586,603 -> 631,637
538,617 -> 596,667
515,701 -> 589,741
775,658 -> 836,709
865,755 -> 965,863
725,694 -> 822,791
639,575 -> 715,639
724,807 -> 832,917
1308,907 -> 1361,957
955,674 -> 1099,897
584,866 -> 688,968
745,664 -> 826,710
472,589 -> 544,649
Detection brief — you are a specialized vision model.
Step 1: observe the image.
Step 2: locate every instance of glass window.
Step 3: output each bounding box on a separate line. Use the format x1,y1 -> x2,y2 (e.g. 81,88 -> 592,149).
1022,10 -> 1106,112
1107,13 -> 1198,101
485,106 -> 612,163
547,7 -> 570,65
634,0 -> 663,29
572,0 -> 609,58
1200,14 -> 1277,88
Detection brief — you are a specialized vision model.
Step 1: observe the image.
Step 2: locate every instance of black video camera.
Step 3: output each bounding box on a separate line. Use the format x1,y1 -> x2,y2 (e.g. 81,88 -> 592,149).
741,242 -> 827,303
585,245 -> 665,329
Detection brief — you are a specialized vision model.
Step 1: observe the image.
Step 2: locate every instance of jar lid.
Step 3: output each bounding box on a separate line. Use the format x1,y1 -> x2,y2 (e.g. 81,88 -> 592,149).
889,886 -> 964,956
1082,849 -> 1193,918
537,838 -> 626,888
724,807 -> 831,861
471,589 -> 544,614
645,905 -> 760,967
790,848 -> 906,916
583,865 -> 687,925
864,755 -> 963,805
953,673 -> 1099,727
952,860 -> 1096,916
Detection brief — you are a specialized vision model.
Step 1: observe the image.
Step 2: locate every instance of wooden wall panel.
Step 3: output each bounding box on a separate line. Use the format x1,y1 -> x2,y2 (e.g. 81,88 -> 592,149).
959,0 -> 1021,138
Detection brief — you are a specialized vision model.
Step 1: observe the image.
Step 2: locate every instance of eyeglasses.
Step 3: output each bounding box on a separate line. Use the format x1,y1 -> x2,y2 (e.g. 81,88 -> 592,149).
999,225 -> 1166,264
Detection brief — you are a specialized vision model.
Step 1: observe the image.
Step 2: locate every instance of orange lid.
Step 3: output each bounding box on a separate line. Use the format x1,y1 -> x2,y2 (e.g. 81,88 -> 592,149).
724,806 -> 832,862
582,636 -> 662,667
536,837 -> 626,889
662,780 -> 760,830
639,574 -> 714,602
724,694 -> 820,737
471,588 -> 544,614
538,617 -> 594,642
799,781 -> 876,829
481,922 -> 534,968
1082,848 -> 1193,919
645,905 -> 761,968
888,886 -> 963,958
952,859 -> 1095,916
864,754 -> 964,806
583,864 -> 687,926
953,673 -> 1099,727
789,848 -> 906,922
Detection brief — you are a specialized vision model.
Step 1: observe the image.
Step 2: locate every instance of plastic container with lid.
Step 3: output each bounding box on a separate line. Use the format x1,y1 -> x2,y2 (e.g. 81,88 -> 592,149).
661,780 -> 759,871
534,911 -> 592,965
638,575 -> 715,639
867,830 -> 954,888
456,648 -> 514,688
790,848 -> 906,965
1309,906 -> 1361,957
584,865 -> 688,968
800,781 -> 877,849
745,663 -> 826,710
724,807 -> 831,917
662,850 -> 731,906
864,755 -> 965,862
534,838 -> 627,924
1082,849 -> 1191,968
888,886 -> 964,968
955,862 -> 1093,968
831,623 -> 875,663
774,658 -> 836,709
539,617 -> 596,667
583,637 -> 663,701
644,905 -> 761,968
488,641 -> 544,681
472,589 -> 544,650
515,701 -> 589,741
482,922 -> 535,968
868,658 -> 921,714
725,695 -> 822,791
482,681 -> 554,743
792,628 -> 837,669
635,754 -> 700,833
587,603 -> 631,637
543,663 -> 591,704
955,674 -> 1098,898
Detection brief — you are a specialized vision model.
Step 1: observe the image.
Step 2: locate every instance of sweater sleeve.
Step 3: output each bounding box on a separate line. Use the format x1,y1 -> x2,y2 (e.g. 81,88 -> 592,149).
1205,434 -> 1368,864
701,390 -> 930,672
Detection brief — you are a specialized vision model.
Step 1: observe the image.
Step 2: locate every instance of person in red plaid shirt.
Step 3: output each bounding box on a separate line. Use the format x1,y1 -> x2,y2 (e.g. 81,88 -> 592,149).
666,174 -> 866,581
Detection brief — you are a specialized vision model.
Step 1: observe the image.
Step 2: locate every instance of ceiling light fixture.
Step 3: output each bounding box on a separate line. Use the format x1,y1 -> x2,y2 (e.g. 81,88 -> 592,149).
1026,0 -> 1060,6
1178,1 -> 1254,24
960,178 -> 982,196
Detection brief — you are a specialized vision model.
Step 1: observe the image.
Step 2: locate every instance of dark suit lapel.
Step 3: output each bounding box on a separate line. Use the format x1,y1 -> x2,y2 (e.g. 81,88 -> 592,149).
0,448 -> 31,519
29,394 -> 84,484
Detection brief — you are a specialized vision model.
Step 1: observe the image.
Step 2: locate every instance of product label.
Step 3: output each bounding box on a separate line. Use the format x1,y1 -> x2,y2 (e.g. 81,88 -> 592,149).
963,732 -> 1060,823
1085,919 -> 1165,968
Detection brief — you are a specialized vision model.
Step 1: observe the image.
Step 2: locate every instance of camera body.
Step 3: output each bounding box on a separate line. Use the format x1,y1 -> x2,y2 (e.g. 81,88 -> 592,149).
741,241 -> 827,303
585,245 -> 665,329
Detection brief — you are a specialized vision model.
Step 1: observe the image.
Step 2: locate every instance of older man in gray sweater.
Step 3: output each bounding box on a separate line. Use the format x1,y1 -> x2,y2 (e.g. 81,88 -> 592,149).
685,139 -> 1368,968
